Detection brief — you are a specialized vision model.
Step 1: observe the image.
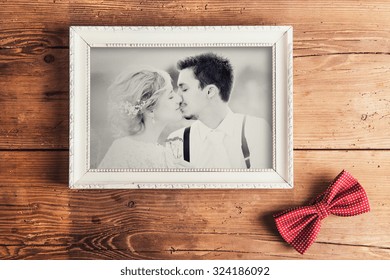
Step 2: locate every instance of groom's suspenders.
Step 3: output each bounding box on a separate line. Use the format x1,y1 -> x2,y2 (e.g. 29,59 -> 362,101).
183,126 -> 191,162
241,116 -> 251,169
183,116 -> 251,168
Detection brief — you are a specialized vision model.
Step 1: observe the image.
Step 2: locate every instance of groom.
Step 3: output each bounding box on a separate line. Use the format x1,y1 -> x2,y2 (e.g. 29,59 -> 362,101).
167,53 -> 272,169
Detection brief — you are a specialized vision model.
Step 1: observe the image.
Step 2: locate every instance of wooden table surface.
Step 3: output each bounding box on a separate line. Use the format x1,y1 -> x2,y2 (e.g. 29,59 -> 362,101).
1,0 -> 390,260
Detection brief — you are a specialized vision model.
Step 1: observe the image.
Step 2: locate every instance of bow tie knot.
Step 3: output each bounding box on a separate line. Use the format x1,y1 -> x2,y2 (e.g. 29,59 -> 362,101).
315,202 -> 329,220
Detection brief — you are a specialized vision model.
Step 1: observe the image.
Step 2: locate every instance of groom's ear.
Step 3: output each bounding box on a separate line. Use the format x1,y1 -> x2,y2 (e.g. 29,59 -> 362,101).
205,84 -> 219,99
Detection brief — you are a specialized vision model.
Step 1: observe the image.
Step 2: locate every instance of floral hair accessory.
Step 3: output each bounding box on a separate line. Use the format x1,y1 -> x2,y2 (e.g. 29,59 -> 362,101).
119,84 -> 172,117
120,99 -> 148,116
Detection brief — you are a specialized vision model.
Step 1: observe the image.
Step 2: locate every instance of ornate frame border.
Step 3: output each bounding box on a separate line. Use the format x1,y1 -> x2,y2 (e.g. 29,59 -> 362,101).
69,26 -> 293,189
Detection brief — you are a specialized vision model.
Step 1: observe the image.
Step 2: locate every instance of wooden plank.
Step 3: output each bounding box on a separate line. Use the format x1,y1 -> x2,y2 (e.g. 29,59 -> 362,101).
294,29 -> 390,57
0,28 -> 68,48
0,151 -> 68,185
1,240 -> 389,260
1,1 -> 390,29
1,49 -> 389,148
0,150 -> 389,259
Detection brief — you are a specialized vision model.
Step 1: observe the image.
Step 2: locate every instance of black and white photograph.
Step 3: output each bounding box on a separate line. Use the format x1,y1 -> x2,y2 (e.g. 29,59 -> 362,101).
90,47 -> 273,170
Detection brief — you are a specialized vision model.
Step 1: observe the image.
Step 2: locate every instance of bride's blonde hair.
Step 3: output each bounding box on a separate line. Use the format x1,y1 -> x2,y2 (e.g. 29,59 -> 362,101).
108,66 -> 172,138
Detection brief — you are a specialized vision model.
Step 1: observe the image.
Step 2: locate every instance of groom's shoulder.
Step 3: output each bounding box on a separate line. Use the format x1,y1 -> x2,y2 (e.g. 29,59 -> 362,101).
232,112 -> 268,128
246,114 -> 269,126
230,112 -> 271,138
242,114 -> 271,141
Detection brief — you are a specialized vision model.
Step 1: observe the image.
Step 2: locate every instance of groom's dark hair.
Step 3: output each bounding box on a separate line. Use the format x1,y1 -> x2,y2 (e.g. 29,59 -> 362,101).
177,53 -> 234,102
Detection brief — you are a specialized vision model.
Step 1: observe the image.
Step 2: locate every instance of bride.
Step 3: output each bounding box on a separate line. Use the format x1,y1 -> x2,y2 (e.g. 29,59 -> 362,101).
98,66 -> 184,169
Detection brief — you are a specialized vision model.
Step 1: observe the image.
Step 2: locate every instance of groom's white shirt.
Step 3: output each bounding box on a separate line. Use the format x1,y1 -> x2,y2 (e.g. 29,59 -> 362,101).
167,109 -> 272,169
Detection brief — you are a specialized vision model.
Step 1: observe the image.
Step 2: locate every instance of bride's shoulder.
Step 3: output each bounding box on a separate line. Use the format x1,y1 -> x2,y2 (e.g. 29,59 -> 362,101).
106,136 -> 142,153
112,136 -> 147,146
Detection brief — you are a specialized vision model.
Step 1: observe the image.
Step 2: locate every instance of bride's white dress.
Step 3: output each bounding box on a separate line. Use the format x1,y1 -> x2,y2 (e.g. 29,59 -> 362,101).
98,136 -> 170,169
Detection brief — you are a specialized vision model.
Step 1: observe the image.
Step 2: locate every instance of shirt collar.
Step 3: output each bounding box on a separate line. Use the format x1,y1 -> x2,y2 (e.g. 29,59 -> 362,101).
197,108 -> 236,141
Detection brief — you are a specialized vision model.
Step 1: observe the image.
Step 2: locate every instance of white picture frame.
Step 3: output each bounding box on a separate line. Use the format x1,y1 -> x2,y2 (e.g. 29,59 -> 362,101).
69,26 -> 293,189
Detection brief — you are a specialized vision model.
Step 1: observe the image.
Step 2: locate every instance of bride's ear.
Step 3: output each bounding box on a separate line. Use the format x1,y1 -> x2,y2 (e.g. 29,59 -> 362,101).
145,110 -> 154,118
145,110 -> 155,123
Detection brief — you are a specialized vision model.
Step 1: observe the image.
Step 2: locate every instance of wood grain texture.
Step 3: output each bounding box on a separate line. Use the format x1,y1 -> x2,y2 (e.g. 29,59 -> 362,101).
1,1 -> 390,28
1,0 -> 390,260
0,151 -> 389,259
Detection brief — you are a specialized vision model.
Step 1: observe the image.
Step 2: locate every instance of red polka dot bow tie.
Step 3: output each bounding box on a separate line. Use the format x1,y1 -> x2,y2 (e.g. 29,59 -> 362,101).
273,170 -> 370,254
